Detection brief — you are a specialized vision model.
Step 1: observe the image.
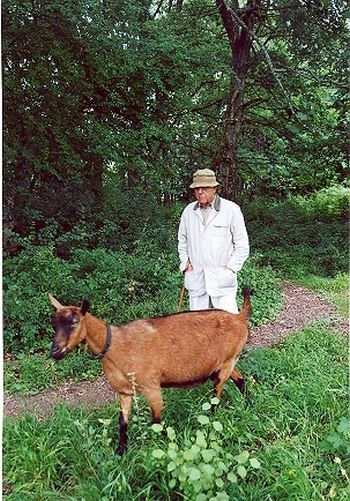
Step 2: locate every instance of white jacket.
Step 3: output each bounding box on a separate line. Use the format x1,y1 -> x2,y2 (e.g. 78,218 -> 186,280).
178,196 -> 249,297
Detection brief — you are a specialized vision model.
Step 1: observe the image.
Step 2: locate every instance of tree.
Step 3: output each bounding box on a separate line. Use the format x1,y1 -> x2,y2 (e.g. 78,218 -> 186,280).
213,0 -> 348,197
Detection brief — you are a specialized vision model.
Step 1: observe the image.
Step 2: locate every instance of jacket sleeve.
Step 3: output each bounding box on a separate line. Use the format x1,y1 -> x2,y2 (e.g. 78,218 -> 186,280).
226,207 -> 250,273
178,210 -> 189,272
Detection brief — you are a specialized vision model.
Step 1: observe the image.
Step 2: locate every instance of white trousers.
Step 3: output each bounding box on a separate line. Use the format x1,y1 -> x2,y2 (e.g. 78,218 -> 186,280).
189,293 -> 238,314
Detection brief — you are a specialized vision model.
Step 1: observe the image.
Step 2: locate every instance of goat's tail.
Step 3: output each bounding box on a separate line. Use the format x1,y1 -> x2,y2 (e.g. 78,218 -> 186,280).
240,286 -> 252,320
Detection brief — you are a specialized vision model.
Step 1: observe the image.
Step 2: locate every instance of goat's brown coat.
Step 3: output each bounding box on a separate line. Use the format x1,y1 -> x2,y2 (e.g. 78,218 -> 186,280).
49,291 -> 250,455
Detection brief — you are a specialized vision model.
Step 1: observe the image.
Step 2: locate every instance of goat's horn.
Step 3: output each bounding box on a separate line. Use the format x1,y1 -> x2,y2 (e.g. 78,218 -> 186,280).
48,293 -> 64,310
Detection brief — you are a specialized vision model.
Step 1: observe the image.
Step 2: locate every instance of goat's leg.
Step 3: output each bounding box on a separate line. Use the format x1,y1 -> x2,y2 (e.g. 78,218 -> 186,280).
116,393 -> 133,457
143,387 -> 164,424
215,362 -> 235,399
230,367 -> 246,395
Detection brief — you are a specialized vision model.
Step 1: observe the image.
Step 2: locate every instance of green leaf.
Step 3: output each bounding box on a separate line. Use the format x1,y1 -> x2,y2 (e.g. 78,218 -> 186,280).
215,493 -> 230,501
234,451 -> 249,464
166,426 -> 176,440
210,440 -> 220,451
168,449 -> 178,460
190,444 -> 201,458
152,449 -> 165,459
217,461 -> 227,472
193,480 -> 203,493
237,465 -> 247,479
167,461 -> 177,472
184,448 -> 197,461
202,402 -> 211,411
151,423 -> 163,433
337,417 -> 350,436
215,478 -> 224,488
250,458 -> 261,469
210,397 -> 220,406
197,415 -> 210,425
201,448 -> 216,463
296,112 -> 308,121
227,471 -> 238,483
202,464 -> 215,477
189,467 -> 201,481
196,431 -> 207,448
212,421 -> 223,433
195,494 -> 207,501
168,442 -> 178,451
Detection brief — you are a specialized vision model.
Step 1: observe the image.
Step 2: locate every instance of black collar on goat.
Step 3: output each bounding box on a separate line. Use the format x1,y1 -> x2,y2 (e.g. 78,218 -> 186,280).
49,287 -> 251,456
89,324 -> 112,360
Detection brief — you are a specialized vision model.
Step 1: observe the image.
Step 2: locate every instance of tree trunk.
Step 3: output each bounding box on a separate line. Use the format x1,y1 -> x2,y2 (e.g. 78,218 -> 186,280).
214,0 -> 261,199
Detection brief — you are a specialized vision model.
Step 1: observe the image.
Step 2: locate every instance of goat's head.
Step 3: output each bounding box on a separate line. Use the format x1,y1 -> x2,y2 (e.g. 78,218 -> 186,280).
49,294 -> 89,360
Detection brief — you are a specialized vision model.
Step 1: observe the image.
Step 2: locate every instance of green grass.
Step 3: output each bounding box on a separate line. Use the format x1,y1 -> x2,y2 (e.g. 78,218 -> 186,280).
4,349 -> 103,396
3,325 -> 349,500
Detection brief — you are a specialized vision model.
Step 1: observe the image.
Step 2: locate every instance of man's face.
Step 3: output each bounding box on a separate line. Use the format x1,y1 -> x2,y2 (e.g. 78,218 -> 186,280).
194,187 -> 217,206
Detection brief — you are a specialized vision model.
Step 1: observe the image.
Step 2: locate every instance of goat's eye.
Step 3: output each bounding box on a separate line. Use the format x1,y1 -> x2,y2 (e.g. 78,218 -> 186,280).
71,320 -> 80,329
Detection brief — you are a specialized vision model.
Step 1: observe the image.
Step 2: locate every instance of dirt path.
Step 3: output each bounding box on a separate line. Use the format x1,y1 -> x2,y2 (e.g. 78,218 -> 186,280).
4,283 -> 348,419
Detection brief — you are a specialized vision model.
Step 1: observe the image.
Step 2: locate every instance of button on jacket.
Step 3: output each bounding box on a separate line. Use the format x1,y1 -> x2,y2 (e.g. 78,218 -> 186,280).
178,195 -> 249,297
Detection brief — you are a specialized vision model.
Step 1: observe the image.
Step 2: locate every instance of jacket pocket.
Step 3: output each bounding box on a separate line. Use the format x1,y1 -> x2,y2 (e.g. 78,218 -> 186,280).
184,270 -> 202,293
213,224 -> 229,237
216,266 -> 236,288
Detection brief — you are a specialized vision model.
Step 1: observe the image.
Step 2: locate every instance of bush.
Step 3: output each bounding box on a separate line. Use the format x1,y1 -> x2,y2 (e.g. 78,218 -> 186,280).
149,403 -> 261,501
3,242 -> 282,355
238,254 -> 283,325
3,245 -> 182,353
245,187 -> 349,277
295,185 -> 350,220
3,246 -> 78,353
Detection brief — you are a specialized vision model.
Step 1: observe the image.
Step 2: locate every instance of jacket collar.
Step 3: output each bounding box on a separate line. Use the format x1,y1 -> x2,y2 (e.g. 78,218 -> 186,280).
194,195 -> 221,212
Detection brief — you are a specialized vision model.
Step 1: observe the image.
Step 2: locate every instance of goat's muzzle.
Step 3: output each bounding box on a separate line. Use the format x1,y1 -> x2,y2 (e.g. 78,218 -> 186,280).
50,343 -> 69,360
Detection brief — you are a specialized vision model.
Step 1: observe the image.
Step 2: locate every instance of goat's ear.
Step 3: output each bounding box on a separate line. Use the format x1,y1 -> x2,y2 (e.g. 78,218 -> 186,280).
49,293 -> 64,310
81,300 -> 89,316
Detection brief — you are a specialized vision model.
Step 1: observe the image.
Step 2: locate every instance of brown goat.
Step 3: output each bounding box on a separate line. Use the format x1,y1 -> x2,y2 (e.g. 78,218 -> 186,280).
49,288 -> 251,455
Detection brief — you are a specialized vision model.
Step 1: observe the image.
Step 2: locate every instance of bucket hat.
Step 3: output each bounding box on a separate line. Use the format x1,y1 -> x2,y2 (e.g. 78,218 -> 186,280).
189,169 -> 219,189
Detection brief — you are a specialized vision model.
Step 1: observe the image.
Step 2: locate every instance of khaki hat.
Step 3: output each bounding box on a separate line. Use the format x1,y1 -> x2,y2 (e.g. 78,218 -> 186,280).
189,169 -> 219,189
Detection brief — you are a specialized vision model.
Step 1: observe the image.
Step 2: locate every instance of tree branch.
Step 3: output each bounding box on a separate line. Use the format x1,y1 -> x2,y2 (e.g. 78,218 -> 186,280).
226,3 -> 306,125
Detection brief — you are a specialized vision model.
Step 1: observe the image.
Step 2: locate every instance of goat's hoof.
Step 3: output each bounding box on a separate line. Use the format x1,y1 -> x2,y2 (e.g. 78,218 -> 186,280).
115,446 -> 126,458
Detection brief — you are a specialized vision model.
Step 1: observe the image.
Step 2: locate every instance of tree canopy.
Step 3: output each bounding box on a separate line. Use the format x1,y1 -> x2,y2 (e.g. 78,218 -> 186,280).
3,0 -> 348,240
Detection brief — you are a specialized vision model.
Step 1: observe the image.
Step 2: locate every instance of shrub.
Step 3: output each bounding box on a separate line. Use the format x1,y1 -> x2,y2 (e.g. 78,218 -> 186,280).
3,246 -> 78,353
295,185 -> 350,220
245,187 -> 349,277
3,245 -> 182,353
4,242 -> 282,356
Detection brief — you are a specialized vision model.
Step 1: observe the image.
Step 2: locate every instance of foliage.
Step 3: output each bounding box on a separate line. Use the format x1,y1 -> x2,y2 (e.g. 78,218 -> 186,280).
237,253 -> 283,325
3,244 -> 181,353
322,417 -> 350,458
3,244 -> 282,397
293,185 -> 350,221
245,187 -> 349,278
3,0 -> 349,243
149,400 -> 261,501
3,327 -> 349,500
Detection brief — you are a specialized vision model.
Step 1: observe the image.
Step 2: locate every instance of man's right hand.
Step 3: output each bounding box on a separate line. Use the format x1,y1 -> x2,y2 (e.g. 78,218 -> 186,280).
184,260 -> 193,272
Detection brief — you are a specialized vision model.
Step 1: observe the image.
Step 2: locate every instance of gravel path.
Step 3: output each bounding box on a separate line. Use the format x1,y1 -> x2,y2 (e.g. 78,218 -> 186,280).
4,283 -> 348,419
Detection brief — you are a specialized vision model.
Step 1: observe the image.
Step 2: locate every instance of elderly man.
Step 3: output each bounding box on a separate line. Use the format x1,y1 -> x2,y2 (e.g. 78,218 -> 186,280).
178,168 -> 249,313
